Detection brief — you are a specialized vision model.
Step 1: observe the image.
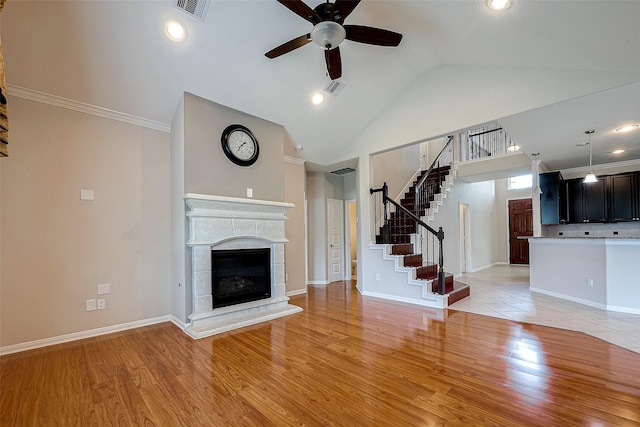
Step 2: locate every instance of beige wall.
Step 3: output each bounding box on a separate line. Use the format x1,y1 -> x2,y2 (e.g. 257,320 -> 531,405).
373,144 -> 420,200
183,92 -> 284,201
284,159 -> 306,294
306,172 -> 327,284
171,93 -> 307,320
494,178 -> 532,263
1,96 -> 172,347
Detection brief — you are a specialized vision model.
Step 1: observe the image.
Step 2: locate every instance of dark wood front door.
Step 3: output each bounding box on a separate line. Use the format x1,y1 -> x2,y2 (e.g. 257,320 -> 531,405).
509,198 -> 533,264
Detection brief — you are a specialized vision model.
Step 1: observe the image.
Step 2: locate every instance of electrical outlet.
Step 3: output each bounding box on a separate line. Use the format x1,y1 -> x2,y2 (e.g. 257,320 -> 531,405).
97,283 -> 110,295
587,278 -> 594,287
86,299 -> 96,311
97,299 -> 106,310
375,273 -> 381,281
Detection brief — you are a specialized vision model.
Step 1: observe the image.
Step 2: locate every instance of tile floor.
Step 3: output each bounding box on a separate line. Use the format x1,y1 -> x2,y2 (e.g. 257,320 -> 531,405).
450,264 -> 640,354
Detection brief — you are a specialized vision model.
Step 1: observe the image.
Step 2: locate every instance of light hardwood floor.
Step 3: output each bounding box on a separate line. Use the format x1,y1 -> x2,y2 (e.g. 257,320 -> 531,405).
2,281 -> 639,426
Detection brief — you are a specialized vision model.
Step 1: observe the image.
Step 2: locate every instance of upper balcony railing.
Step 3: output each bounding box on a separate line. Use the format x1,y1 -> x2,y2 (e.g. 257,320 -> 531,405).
457,123 -> 519,162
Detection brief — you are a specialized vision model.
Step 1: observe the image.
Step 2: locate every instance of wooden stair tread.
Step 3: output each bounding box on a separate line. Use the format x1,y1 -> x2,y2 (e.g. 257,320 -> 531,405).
374,164 -> 469,305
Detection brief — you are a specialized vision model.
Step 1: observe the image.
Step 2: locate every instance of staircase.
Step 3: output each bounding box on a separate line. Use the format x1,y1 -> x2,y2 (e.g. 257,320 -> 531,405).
371,163 -> 470,308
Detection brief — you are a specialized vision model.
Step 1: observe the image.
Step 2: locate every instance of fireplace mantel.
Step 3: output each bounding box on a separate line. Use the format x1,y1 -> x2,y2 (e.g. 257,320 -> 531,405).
183,193 -> 302,338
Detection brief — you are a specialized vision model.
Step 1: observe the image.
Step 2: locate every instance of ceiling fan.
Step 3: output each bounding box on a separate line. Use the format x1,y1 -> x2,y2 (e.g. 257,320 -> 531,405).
265,0 -> 403,80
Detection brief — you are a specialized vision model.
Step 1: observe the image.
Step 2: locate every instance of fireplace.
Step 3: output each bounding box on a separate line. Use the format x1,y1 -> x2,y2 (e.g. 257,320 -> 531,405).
212,248 -> 271,308
183,194 -> 303,339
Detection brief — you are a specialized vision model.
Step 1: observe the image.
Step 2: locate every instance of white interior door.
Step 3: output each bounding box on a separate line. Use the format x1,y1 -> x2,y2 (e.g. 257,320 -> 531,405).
327,199 -> 345,283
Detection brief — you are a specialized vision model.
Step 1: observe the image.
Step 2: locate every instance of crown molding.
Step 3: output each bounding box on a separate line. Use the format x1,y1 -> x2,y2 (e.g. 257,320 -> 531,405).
284,155 -> 305,165
6,84 -> 171,133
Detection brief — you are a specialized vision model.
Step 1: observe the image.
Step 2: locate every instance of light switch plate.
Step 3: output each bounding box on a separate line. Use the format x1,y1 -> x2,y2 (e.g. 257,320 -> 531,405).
86,299 -> 96,311
247,188 -> 253,198
80,189 -> 94,200
97,283 -> 110,295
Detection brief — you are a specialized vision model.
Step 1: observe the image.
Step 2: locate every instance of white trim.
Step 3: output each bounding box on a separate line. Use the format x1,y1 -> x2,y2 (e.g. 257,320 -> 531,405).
529,287 -> 607,311
360,290 -> 446,309
327,198 -> 345,283
170,315 -> 188,330
6,84 -> 171,133
286,288 -> 307,297
469,262 -> 498,273
344,199 -> 357,281
0,315 -> 173,356
604,305 -> 640,315
283,155 -> 305,165
308,280 -> 329,286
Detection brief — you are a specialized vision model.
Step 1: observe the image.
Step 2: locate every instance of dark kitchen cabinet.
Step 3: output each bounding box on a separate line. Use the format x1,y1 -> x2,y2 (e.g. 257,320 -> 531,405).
610,172 -> 640,222
539,172 -> 567,224
566,177 -> 608,223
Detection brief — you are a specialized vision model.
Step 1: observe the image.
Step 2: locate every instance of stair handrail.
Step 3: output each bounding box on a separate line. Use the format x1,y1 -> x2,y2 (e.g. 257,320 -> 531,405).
370,182 -> 446,294
414,135 -> 454,200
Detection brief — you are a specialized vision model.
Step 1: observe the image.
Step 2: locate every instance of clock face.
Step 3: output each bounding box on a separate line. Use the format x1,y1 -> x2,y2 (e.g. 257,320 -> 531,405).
228,130 -> 257,161
221,124 -> 259,166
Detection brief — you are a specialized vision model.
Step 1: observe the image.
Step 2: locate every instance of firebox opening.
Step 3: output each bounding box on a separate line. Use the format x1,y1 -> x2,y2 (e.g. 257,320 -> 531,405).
211,248 -> 271,309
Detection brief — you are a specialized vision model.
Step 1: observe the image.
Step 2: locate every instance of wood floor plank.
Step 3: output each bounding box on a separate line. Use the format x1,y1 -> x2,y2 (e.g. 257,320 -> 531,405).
2,281 -> 639,426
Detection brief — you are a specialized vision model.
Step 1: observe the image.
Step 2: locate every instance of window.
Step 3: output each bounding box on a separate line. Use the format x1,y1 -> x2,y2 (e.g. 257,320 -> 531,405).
508,174 -> 532,190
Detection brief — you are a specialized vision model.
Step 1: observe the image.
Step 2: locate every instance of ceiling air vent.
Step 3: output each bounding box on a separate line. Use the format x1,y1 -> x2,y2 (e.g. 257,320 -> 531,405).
324,81 -> 345,97
174,0 -> 210,22
330,167 -> 355,175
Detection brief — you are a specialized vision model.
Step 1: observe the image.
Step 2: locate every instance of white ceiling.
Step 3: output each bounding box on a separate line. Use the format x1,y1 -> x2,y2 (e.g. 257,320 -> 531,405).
3,0 -> 640,171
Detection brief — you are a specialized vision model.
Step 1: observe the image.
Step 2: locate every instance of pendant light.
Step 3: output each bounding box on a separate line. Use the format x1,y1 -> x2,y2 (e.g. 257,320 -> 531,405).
583,129 -> 597,184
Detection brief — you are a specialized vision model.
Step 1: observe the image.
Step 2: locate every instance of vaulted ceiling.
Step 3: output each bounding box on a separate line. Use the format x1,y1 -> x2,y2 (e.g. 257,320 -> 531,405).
3,0 -> 640,171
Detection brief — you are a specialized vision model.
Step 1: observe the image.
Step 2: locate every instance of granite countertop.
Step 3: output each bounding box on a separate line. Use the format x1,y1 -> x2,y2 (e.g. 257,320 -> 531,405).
524,236 -> 640,240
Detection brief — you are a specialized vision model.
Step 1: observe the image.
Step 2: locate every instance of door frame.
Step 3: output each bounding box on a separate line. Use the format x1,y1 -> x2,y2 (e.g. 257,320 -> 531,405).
344,199 -> 357,281
506,197 -> 533,264
327,198 -> 345,283
459,203 -> 471,273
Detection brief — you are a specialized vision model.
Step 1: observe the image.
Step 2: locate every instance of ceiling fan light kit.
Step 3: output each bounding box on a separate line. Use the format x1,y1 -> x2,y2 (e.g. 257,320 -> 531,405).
311,21 -> 346,49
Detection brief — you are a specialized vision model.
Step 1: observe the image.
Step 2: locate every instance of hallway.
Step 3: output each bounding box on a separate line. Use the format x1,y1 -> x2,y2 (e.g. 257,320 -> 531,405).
451,265 -> 640,353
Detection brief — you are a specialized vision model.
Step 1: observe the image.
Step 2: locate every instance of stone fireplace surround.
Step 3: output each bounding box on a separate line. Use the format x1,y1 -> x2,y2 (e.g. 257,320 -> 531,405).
183,194 -> 302,339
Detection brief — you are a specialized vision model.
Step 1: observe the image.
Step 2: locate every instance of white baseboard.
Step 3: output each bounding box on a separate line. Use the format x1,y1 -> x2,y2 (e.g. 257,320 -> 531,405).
308,280 -> 329,286
286,288 -> 307,297
605,304 -> 640,315
0,315 -> 174,356
529,287 -> 607,311
170,315 -> 188,330
360,290 -> 446,309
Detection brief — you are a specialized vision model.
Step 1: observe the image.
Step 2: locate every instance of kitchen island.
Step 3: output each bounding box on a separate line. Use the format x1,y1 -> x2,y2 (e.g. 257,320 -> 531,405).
528,237 -> 640,314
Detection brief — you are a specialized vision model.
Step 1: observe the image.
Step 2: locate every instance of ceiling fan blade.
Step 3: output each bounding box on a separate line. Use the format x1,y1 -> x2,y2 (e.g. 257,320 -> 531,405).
333,0 -> 361,23
344,25 -> 403,47
277,0 -> 322,24
265,34 -> 311,59
324,47 -> 342,80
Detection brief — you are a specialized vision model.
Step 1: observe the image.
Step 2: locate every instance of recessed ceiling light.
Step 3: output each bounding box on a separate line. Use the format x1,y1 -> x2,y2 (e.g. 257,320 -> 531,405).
615,124 -> 639,133
165,21 -> 185,42
487,0 -> 510,11
612,149 -> 625,154
312,93 -> 324,105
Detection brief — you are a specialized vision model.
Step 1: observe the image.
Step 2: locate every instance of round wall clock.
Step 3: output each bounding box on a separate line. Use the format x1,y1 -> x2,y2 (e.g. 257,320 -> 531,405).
221,124 -> 260,167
